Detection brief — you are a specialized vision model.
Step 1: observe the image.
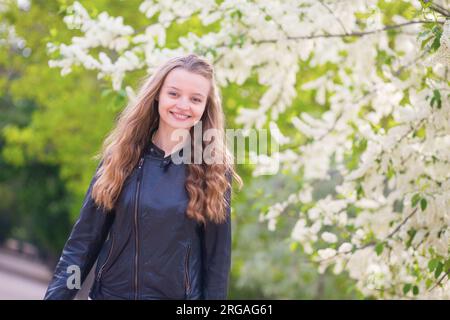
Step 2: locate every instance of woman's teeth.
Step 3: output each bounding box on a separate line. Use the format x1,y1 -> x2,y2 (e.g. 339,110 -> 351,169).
170,111 -> 190,120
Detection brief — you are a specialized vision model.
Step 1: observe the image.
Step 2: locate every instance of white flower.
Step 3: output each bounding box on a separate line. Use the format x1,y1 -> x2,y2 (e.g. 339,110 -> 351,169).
291,219 -> 307,242
318,248 -> 337,260
17,0 -> 31,11
321,232 -> 338,243
269,121 -> 290,145
310,220 -> 322,234
308,208 -> 320,220
338,242 -> 353,253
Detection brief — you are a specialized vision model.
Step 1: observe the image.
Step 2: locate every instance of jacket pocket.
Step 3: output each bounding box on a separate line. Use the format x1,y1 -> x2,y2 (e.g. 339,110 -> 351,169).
96,232 -> 115,282
184,244 -> 191,295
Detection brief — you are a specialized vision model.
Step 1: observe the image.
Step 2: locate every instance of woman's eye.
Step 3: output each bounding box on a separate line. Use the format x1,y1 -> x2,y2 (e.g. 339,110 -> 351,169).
168,91 -> 201,103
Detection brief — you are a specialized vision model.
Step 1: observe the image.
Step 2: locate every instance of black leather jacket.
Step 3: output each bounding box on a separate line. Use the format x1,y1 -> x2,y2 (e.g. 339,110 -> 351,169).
44,141 -> 232,300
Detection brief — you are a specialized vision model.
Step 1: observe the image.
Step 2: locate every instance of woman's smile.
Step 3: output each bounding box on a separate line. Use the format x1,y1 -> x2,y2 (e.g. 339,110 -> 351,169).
169,110 -> 192,121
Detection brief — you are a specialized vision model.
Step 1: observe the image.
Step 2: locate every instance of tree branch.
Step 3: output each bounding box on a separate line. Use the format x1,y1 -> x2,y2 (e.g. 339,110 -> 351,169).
316,206 -> 419,264
255,20 -> 444,44
386,207 -> 418,239
429,268 -> 450,291
430,3 -> 450,18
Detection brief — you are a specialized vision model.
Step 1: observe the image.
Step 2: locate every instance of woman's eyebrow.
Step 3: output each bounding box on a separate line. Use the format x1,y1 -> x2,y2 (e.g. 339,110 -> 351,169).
167,86 -> 206,98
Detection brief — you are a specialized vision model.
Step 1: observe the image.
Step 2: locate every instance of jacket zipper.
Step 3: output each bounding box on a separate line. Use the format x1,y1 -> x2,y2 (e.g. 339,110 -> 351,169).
134,156 -> 145,300
184,244 -> 191,295
96,232 -> 115,282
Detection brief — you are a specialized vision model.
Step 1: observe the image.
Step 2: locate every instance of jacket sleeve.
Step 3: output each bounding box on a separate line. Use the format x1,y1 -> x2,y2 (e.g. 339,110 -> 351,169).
44,161 -> 115,300
201,171 -> 233,300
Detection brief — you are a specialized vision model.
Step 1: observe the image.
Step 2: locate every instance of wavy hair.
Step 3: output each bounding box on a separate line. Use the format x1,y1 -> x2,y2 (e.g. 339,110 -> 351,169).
91,53 -> 243,225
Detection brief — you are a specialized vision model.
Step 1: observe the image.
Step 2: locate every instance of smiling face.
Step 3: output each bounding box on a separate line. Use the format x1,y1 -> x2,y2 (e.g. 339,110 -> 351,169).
157,68 -> 211,133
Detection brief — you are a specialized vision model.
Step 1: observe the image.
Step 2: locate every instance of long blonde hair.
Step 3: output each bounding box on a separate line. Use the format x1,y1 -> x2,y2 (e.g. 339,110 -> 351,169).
91,54 -> 243,225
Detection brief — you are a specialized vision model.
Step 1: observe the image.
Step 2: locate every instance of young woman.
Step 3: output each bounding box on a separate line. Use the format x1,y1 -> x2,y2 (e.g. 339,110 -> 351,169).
44,54 -> 243,300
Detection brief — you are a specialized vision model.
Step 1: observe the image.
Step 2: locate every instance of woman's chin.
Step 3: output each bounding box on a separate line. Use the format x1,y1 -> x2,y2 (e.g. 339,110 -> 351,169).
166,120 -> 192,131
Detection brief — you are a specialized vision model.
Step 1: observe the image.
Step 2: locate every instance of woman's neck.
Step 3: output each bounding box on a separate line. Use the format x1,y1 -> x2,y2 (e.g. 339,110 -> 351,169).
151,125 -> 189,157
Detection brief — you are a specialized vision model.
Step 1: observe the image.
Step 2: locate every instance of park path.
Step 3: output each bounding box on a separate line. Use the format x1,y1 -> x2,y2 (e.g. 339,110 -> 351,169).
0,248 -> 51,300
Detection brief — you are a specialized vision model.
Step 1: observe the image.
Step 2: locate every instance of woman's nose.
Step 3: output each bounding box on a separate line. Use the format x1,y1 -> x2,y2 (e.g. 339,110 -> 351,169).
176,97 -> 191,110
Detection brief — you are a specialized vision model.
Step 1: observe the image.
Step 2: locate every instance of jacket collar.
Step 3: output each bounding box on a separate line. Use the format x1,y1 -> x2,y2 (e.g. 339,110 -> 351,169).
147,140 -> 166,158
147,138 -> 187,159
146,137 -> 188,172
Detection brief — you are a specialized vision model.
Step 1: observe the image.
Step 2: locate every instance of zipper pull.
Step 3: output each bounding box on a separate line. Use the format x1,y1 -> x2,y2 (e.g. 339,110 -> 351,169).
137,157 -> 145,184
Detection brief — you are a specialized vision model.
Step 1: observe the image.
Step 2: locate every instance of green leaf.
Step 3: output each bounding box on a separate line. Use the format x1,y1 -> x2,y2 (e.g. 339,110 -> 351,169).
356,185 -> 364,197
406,229 -> 417,248
419,0 -> 432,8
403,283 -> 412,294
420,198 -> 427,211
375,242 -> 385,256
428,258 -> 439,272
420,36 -> 433,50
430,32 -> 442,52
435,262 -> 443,279
430,89 -> 442,109
444,259 -> 450,272
387,164 -> 395,179
411,194 -> 421,208
413,286 -> 419,295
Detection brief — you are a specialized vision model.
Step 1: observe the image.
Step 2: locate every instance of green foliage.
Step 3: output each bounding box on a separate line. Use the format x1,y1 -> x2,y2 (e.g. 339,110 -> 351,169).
411,193 -> 421,207
430,89 -> 442,109
375,242 -> 385,256
428,258 -> 439,272
419,1 -> 432,9
402,283 -> 411,294
0,90 -> 72,260
420,198 -> 427,211
229,172 -> 359,299
0,1 -> 118,258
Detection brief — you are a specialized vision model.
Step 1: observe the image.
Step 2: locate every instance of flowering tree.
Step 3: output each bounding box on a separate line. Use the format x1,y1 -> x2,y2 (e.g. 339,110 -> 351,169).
44,0 -> 449,298
0,0 -> 30,56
